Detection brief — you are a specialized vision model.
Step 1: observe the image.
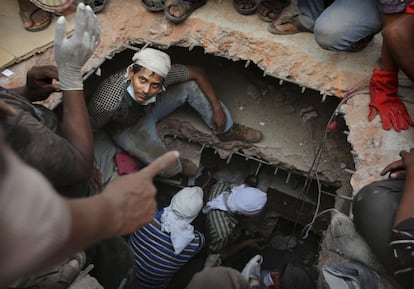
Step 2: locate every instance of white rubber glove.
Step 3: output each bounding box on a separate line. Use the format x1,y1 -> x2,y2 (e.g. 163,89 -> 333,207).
54,3 -> 100,90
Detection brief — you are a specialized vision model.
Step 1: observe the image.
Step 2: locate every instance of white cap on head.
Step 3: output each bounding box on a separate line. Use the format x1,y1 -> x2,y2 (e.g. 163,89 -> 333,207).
170,186 -> 203,223
227,185 -> 267,216
131,48 -> 171,79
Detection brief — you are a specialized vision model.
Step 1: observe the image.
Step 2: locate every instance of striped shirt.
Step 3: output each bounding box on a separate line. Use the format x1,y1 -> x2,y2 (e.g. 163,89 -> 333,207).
128,210 -> 205,289
205,182 -> 240,253
390,217 -> 414,289
87,64 -> 188,131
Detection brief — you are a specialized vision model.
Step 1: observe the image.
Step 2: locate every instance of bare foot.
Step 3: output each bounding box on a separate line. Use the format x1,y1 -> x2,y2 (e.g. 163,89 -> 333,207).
168,3 -> 192,18
273,15 -> 302,33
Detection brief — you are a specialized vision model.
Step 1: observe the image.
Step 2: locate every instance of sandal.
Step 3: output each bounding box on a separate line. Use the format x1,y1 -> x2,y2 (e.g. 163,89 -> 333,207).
19,0 -> 52,32
164,0 -> 207,23
257,0 -> 290,22
142,0 -> 165,12
268,14 -> 311,35
233,0 -> 257,15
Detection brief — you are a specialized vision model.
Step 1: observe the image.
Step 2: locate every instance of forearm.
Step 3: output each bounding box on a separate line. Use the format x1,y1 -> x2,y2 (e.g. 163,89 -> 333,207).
62,196 -> 117,253
61,90 -> 93,178
189,67 -> 222,112
394,170 -> 414,226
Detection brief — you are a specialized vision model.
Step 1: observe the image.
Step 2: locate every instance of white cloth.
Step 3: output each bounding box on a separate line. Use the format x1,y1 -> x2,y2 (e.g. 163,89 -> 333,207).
202,192 -> 229,214
161,187 -> 203,255
227,185 -> 267,215
202,185 -> 267,216
131,48 -> 171,79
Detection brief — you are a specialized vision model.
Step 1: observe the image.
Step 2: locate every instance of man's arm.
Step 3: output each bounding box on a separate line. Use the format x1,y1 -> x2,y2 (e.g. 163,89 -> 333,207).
187,66 -> 226,132
51,151 -> 180,265
52,3 -> 101,182
0,135 -> 179,286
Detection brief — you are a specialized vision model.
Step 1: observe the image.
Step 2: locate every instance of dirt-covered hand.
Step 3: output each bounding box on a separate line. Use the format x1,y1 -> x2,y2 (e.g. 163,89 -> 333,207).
54,3 -> 100,90
101,151 -> 179,235
23,65 -> 60,99
212,108 -> 226,132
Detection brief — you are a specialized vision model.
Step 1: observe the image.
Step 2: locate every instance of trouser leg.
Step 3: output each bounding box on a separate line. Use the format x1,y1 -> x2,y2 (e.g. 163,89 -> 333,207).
112,81 -> 233,176
352,178 -> 404,273
297,0 -> 325,30
313,0 -> 382,51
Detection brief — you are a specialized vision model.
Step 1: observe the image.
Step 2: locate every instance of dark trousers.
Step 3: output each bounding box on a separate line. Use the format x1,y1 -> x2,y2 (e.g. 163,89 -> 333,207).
352,178 -> 405,273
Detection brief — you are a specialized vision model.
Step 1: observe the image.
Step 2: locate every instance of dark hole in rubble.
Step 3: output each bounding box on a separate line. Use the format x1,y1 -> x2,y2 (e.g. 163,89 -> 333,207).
84,45 -> 355,286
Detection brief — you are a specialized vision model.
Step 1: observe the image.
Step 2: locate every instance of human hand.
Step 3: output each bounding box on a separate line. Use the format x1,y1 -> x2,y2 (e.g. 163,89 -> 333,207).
368,68 -> 414,132
89,166 -> 103,192
101,151 -> 179,235
381,149 -> 414,178
54,3 -> 100,90
22,65 -> 60,100
212,108 -> 226,132
380,158 -> 405,178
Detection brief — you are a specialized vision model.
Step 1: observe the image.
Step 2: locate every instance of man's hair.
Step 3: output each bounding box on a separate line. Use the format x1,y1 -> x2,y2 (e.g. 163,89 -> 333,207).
131,64 -> 163,80
132,64 -> 144,74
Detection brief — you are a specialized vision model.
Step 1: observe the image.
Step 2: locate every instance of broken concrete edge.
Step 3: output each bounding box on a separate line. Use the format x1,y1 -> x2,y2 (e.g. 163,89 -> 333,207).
157,117 -> 343,189
109,38 -> 369,99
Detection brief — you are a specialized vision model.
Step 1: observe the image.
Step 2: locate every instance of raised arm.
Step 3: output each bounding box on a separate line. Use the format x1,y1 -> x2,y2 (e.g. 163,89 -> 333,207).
53,3 -> 101,182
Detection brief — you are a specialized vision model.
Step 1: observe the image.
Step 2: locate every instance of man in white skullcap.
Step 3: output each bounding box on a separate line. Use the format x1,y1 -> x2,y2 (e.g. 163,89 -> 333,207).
88,47 -> 263,179
203,183 -> 267,263
128,186 -> 205,289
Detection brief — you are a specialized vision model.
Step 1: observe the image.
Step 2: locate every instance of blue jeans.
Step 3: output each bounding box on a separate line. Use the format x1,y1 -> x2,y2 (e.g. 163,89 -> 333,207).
111,81 -> 233,176
298,0 -> 382,51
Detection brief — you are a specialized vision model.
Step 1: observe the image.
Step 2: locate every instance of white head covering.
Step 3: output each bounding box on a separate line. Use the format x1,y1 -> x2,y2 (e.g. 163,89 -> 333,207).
130,48 -> 171,79
161,187 -> 203,255
202,184 -> 267,216
227,184 -> 267,215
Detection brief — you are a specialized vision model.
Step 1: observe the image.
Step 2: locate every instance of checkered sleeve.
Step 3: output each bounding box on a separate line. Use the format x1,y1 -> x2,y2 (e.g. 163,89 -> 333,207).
164,64 -> 189,87
390,217 -> 414,287
87,71 -> 127,130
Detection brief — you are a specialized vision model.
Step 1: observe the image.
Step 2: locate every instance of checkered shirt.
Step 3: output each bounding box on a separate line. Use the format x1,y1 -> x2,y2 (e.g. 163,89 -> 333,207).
88,64 -> 188,130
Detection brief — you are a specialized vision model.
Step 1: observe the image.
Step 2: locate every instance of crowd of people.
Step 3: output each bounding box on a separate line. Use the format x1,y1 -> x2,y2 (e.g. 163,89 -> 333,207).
4,0 -> 414,289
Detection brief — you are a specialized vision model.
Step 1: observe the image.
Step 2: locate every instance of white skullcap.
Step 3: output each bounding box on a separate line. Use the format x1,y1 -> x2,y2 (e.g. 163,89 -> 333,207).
131,48 -> 171,79
227,185 -> 267,216
171,186 -> 203,223
161,186 -> 203,255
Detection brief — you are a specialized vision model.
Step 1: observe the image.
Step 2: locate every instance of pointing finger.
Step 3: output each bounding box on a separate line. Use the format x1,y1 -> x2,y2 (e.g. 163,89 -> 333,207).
140,151 -> 180,178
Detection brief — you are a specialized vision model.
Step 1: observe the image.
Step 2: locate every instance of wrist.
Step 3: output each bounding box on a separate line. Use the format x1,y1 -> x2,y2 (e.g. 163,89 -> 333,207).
58,65 -> 83,90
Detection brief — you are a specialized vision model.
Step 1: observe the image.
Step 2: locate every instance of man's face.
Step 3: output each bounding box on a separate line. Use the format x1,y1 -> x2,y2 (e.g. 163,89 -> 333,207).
128,67 -> 164,104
